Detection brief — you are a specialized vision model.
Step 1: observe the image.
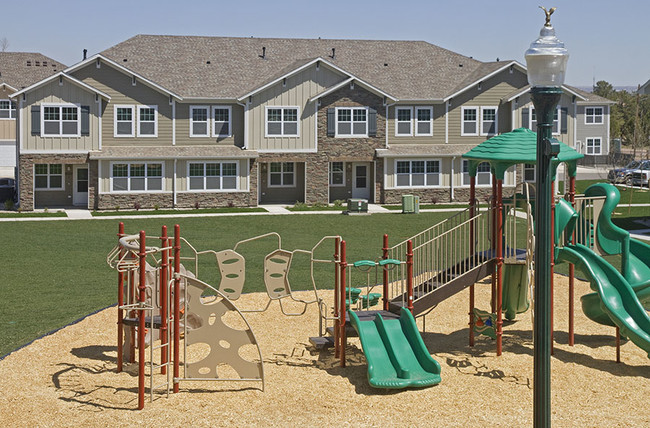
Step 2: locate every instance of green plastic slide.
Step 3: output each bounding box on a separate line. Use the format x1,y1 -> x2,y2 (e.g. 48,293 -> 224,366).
348,307 -> 441,389
501,264 -> 530,320
555,244 -> 650,357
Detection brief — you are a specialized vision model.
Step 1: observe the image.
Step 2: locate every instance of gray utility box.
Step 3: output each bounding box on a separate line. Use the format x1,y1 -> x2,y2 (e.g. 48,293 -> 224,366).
401,194 -> 420,214
347,198 -> 368,213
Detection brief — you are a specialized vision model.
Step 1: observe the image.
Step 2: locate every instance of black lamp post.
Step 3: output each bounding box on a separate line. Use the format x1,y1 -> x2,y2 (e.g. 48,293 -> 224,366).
525,7 -> 569,428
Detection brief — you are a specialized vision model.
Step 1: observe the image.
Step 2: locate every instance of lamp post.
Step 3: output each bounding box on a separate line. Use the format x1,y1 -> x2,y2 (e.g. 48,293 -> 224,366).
525,7 -> 569,428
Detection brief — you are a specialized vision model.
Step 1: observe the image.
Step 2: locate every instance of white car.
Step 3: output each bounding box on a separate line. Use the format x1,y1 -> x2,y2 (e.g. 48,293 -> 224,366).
629,160 -> 650,187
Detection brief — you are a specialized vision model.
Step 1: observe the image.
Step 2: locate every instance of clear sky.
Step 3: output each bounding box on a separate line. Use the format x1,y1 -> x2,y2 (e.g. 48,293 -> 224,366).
2,0 -> 648,87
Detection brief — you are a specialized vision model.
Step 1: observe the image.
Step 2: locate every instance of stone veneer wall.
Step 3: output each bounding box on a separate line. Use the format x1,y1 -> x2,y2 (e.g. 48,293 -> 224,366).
19,153 -> 89,211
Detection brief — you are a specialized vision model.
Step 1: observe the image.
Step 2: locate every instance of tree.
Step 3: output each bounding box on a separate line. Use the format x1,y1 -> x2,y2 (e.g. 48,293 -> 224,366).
0,37 -> 8,52
593,80 -> 615,100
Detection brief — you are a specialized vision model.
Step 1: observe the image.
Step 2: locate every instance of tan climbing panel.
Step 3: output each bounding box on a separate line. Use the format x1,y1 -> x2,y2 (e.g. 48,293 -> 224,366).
215,250 -> 246,300
264,249 -> 292,299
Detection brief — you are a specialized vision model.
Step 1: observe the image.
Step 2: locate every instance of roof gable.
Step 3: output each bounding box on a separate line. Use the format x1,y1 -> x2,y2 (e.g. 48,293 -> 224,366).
10,71 -> 111,100
0,52 -> 64,90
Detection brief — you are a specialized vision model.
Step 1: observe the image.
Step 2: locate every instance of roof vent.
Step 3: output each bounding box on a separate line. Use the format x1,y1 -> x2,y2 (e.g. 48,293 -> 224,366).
26,60 -> 31,66
260,47 -> 266,59
496,57 -> 500,62
83,49 -> 87,60
459,63 -> 463,68
43,61 -> 47,66
206,60 -> 211,64
35,61 -> 40,66
330,48 -> 335,59
384,63 -> 388,67
123,58 -> 127,62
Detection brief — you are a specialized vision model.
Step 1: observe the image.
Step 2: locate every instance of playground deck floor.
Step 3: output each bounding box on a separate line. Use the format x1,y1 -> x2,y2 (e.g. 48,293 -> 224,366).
0,275 -> 648,427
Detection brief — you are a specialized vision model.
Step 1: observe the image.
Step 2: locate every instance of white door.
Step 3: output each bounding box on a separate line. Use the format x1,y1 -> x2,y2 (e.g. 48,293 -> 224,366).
73,165 -> 88,206
352,163 -> 370,200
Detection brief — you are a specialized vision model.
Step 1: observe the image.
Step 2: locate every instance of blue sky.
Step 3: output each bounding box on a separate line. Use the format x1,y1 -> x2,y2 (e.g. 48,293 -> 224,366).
3,0 -> 648,87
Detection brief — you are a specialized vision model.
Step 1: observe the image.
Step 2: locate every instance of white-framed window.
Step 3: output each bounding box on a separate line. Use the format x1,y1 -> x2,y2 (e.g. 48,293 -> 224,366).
336,107 -> 368,137
266,107 -> 299,137
461,107 -> 478,136
329,161 -> 345,186
415,107 -> 433,136
523,163 -> 536,182
190,106 -> 209,137
34,164 -> 63,190
114,105 -> 135,137
137,105 -> 158,137
586,137 -> 602,155
396,107 -> 413,136
188,161 -> 238,191
111,162 -> 163,192
462,160 -> 492,186
395,159 -> 441,187
42,104 -> 80,137
530,107 -> 560,134
585,107 -> 603,124
480,107 -> 498,136
213,106 -> 232,137
0,99 -> 16,119
268,162 -> 295,187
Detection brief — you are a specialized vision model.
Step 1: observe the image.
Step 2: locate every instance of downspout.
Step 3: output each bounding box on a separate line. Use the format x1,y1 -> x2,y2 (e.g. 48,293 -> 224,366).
173,159 -> 177,207
171,100 -> 176,146
17,96 -> 23,204
445,100 -> 450,144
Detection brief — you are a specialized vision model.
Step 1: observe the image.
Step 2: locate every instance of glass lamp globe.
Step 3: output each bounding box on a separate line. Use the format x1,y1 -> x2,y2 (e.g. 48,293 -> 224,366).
525,21 -> 569,88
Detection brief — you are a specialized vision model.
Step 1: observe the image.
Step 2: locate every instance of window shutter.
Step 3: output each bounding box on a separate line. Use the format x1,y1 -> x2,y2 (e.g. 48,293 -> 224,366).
80,106 -> 90,136
31,106 -> 40,135
327,108 -> 335,136
521,108 -> 529,129
560,107 -> 568,134
368,108 -> 377,136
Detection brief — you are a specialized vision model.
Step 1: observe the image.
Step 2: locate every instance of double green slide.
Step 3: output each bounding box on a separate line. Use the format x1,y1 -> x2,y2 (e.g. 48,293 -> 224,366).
348,307 -> 441,389
554,183 -> 650,357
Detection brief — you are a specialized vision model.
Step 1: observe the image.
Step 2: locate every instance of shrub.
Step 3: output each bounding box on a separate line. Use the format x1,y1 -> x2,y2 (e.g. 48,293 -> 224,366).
133,202 -> 141,211
430,196 -> 439,205
4,199 -> 14,210
194,201 -> 200,210
333,199 -> 344,208
227,201 -> 235,208
154,204 -> 160,211
114,205 -> 120,212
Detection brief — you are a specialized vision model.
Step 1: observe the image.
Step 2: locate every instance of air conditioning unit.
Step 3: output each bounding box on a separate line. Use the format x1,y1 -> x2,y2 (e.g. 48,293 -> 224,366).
346,198 -> 368,214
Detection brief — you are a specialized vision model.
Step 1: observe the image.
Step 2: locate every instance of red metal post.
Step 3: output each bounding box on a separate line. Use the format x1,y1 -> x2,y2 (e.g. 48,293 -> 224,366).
117,222 -> 125,372
129,268 -> 136,363
469,177 -> 476,347
137,230 -> 146,410
550,180 -> 555,355
496,179 -> 504,356
407,240 -> 414,314
173,224 -> 181,393
160,225 -> 168,375
382,234 -> 389,311
339,240 -> 347,368
491,175 -> 497,313
333,236 -> 340,359
568,175 -> 576,346
616,327 -> 621,363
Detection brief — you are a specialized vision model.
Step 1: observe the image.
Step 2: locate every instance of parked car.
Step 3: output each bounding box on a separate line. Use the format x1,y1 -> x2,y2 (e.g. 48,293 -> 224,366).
0,178 -> 16,203
629,160 -> 650,187
608,160 -> 642,184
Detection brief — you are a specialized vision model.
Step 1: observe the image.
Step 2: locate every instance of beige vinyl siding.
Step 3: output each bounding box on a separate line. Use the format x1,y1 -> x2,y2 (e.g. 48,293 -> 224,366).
248,65 -> 345,151
175,103 -> 244,147
386,105 -> 445,144
576,104 -> 609,153
176,159 -> 249,192
97,159 -> 174,193
511,92 -> 575,147
447,70 -> 528,145
21,80 -> 99,151
0,121 -> 15,140
71,63 -> 172,147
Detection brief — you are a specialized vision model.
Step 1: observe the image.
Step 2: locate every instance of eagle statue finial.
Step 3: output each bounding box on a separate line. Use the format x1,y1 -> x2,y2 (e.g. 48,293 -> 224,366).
539,6 -> 556,27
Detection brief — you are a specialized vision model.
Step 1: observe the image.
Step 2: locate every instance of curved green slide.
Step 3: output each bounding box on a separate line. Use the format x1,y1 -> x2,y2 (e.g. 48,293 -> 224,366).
348,307 -> 441,388
555,243 -> 650,357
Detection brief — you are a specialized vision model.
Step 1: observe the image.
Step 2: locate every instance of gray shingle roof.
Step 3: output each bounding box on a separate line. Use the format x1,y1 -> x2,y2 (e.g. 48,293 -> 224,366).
0,52 -> 64,90
502,84 -> 616,104
100,35 -> 506,100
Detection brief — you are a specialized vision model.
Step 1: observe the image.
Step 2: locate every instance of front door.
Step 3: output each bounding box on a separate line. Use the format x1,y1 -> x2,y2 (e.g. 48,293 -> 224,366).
352,163 -> 370,200
73,165 -> 88,206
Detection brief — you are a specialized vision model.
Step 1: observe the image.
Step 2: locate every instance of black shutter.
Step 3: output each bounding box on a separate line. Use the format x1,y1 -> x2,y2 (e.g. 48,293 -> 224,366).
31,106 -> 40,135
368,108 -> 377,137
521,108 -> 529,129
80,106 -> 90,136
560,107 -> 568,134
327,108 -> 335,136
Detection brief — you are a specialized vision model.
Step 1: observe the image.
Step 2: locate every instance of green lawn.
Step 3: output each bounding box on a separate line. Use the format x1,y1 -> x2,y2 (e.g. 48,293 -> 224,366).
569,179 -> 649,204
0,212 -> 452,357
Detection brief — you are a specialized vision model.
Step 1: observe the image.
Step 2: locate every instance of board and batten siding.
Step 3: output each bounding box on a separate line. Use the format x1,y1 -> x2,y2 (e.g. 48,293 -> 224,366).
446,70 -> 528,145
21,80 -> 99,151
248,64 -> 345,151
0,86 -> 16,140
386,104 -> 445,145
511,91 -> 575,147
71,62 -> 172,147
175,103 -> 244,148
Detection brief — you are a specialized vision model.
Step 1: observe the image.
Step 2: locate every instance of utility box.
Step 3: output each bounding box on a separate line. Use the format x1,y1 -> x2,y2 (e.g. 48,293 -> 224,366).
402,194 -> 420,213
346,198 -> 368,214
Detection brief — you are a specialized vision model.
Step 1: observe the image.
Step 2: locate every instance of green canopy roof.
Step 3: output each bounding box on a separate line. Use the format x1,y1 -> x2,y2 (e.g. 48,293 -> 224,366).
462,127 -> 584,180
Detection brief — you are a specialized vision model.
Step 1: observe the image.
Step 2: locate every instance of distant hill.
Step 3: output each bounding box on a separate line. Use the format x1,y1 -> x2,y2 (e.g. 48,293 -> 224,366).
574,85 -> 638,93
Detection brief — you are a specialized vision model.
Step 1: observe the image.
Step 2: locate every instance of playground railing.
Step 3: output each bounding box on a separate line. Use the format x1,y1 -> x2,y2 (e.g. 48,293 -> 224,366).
387,210 -> 491,308
570,194 -> 607,251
